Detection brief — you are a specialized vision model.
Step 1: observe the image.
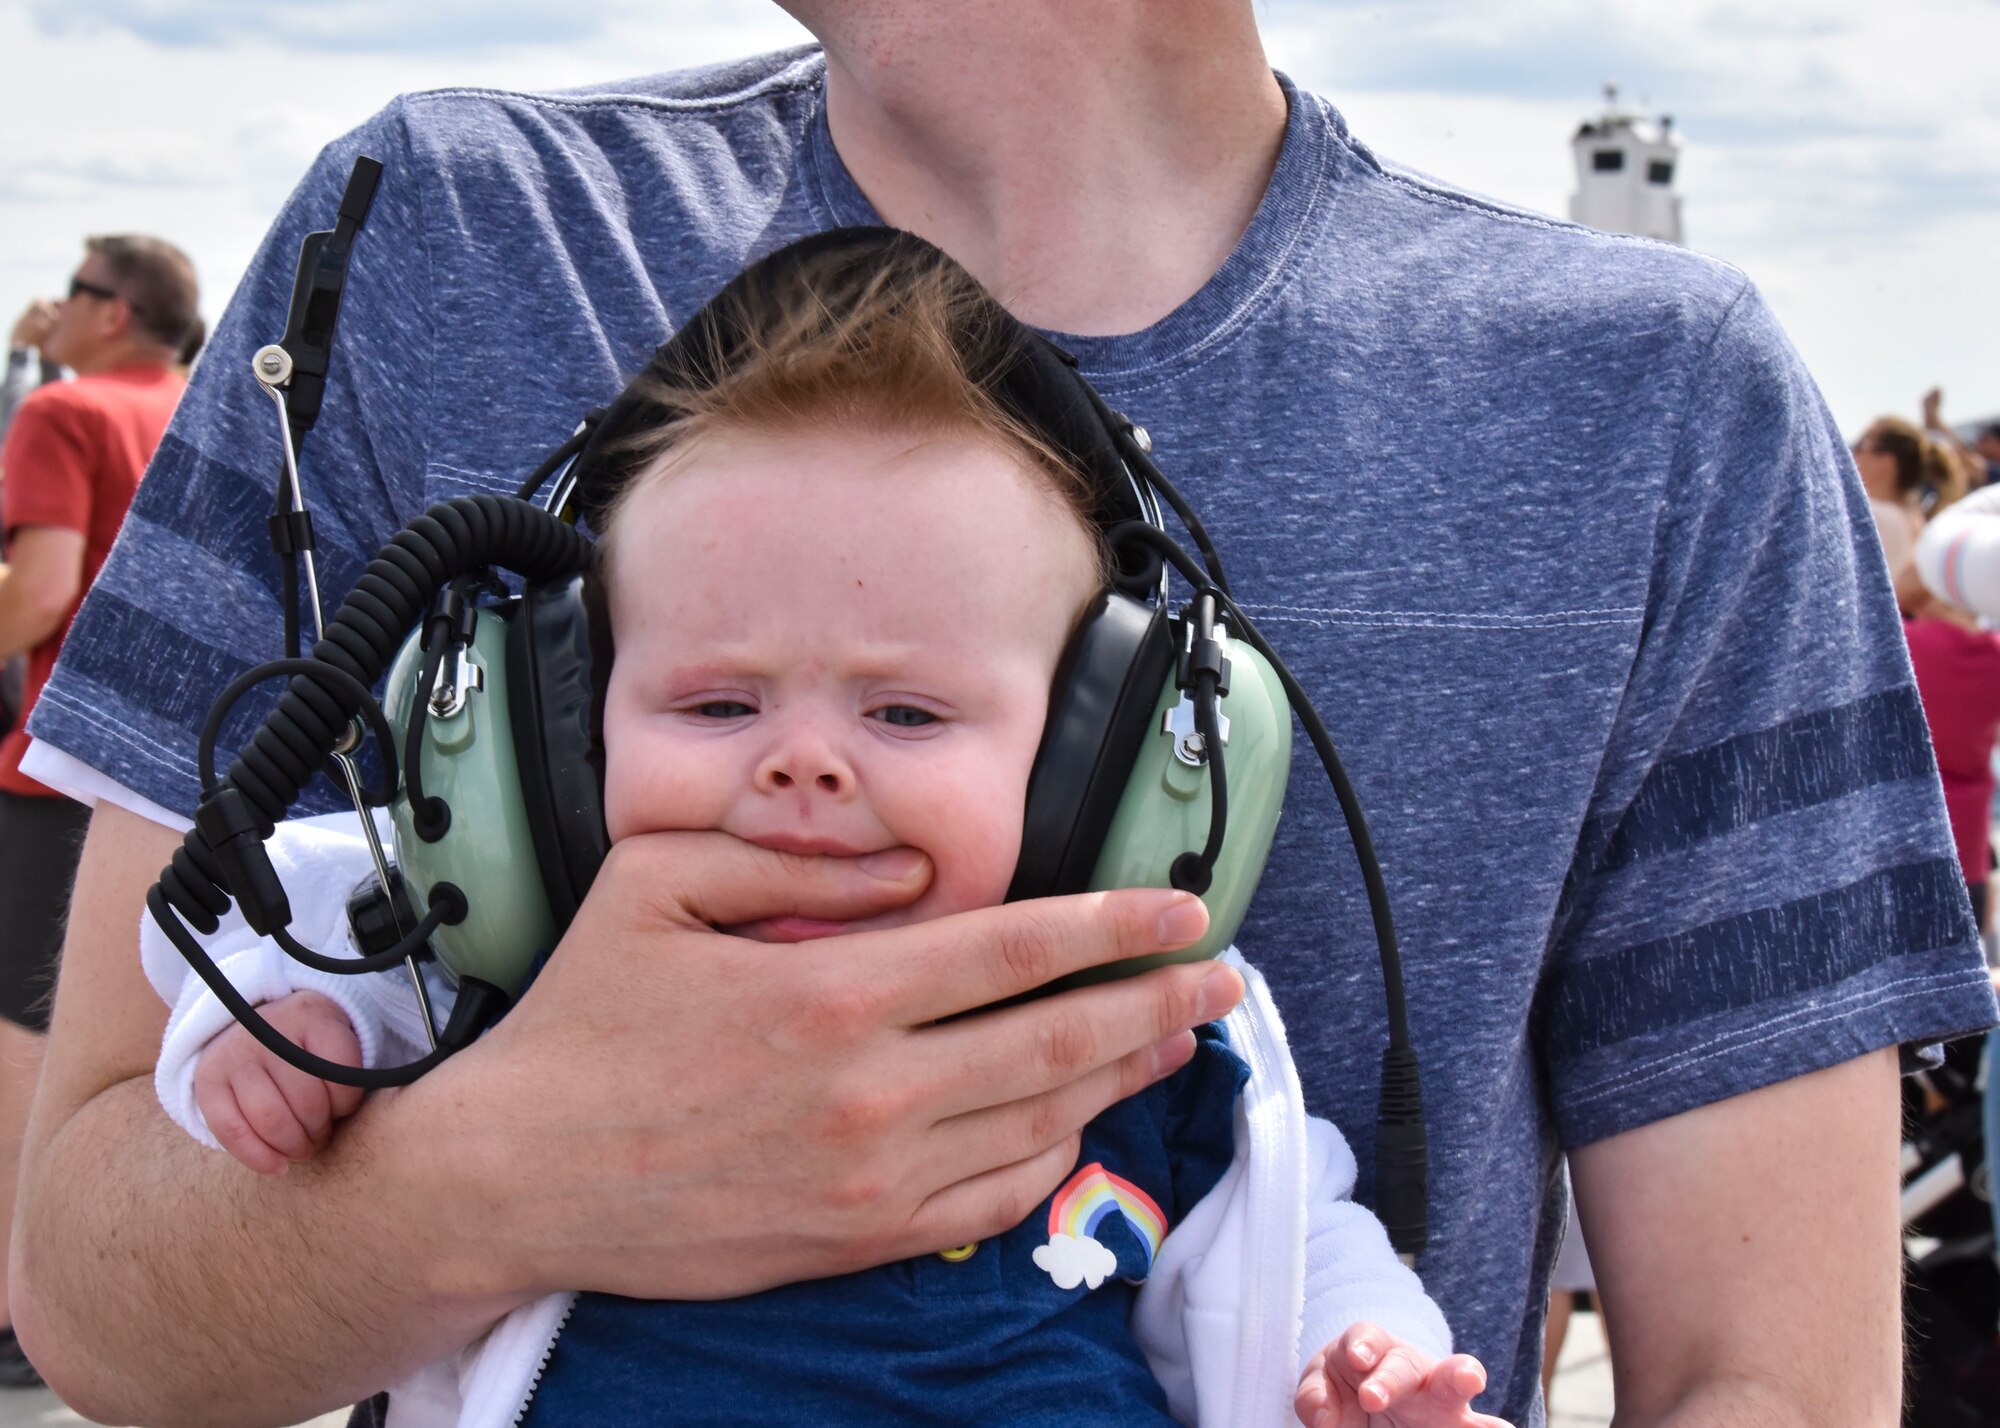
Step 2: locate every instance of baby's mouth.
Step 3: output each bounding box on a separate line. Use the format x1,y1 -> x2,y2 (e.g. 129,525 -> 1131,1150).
725,915 -> 854,944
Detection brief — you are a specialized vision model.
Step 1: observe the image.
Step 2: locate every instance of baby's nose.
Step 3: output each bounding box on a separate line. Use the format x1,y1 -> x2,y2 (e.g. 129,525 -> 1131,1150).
754,735 -> 853,798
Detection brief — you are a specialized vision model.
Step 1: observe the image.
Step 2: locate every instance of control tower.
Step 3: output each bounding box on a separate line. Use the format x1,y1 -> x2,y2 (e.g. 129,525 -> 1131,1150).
1569,84 -> 1683,244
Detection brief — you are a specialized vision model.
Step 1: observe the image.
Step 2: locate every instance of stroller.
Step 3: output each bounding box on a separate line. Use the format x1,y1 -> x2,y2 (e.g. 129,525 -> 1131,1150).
1904,1033 -> 2000,1425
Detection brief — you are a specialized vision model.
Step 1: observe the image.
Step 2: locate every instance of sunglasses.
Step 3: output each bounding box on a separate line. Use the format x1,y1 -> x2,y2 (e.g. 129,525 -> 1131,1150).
66,276 -> 122,303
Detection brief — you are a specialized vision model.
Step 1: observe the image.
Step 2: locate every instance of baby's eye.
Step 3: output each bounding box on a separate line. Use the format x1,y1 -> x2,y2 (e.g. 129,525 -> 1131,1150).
691,700 -> 756,719
869,705 -> 938,728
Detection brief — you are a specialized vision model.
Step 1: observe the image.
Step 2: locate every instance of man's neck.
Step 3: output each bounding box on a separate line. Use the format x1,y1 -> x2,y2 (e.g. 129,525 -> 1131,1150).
67,341 -> 172,378
809,2 -> 1287,336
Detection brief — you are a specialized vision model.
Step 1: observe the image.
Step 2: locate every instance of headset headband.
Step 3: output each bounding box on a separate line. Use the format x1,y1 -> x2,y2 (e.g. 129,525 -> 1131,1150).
557,227 -> 1150,540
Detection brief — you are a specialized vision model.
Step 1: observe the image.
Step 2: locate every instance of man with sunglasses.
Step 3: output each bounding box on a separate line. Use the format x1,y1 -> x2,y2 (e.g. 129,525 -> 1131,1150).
0,234 -> 196,1388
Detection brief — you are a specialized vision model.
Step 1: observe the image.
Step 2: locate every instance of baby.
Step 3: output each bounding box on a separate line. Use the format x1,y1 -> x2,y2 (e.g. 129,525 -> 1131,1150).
152,237 -> 1511,1428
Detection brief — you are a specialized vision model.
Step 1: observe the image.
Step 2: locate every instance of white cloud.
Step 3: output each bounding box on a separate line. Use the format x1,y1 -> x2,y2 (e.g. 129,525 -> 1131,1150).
25,0 -> 763,56
1264,0 -> 2000,427
1,0 -> 1995,428
1033,1232 -> 1118,1291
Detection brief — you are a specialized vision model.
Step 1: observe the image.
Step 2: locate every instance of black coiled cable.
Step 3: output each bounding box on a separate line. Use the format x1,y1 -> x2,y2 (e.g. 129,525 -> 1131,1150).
147,493 -> 592,1088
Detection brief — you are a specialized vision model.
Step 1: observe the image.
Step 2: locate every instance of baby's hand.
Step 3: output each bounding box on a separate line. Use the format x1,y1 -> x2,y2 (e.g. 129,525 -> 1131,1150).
1295,1322 -> 1513,1428
191,991 -> 365,1175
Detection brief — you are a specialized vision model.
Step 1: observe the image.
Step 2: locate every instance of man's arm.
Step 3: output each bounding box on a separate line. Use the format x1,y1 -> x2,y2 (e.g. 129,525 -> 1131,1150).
0,526 -> 85,659
13,804 -> 1238,1428
11,805 -> 516,1425
1570,1049 -> 1902,1427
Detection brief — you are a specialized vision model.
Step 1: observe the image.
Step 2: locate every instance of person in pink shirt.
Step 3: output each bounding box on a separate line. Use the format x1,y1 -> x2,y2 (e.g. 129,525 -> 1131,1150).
1893,539 -> 2000,921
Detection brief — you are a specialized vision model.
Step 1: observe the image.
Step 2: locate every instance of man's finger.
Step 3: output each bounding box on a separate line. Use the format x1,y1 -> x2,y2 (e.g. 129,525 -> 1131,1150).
926,1028 -> 1197,1169
920,972 -> 1200,1120
871,888 -> 1214,1024
593,831 -> 933,935
920,959 -> 1232,1115
906,1133 -> 1083,1254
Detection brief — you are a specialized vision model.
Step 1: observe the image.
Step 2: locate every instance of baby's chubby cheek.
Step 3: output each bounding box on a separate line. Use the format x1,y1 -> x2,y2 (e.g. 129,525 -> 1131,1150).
598,747 -> 725,845
905,803 -> 1025,922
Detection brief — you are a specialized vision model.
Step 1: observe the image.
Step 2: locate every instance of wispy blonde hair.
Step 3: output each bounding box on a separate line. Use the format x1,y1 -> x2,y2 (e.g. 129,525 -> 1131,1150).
593,242 -> 1107,581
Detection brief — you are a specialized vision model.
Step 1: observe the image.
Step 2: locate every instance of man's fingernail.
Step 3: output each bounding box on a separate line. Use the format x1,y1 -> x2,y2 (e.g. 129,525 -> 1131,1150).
1195,966 -> 1243,1022
1156,893 -> 1207,947
859,848 -> 924,878
1352,1341 -> 1377,1368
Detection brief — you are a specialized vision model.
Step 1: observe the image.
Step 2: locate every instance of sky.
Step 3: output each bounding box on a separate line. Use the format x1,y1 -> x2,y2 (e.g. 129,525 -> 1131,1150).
1,0 -> 1996,437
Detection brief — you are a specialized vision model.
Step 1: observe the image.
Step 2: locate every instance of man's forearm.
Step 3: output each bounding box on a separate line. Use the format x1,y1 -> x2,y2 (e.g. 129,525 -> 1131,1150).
1579,1051 -> 1904,1428
0,571 -> 68,659
1613,1374 -> 1885,1428
14,1073 -> 521,1428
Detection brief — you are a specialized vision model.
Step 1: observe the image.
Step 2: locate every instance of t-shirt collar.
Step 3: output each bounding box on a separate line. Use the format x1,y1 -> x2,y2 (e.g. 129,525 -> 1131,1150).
800,60 -> 1338,385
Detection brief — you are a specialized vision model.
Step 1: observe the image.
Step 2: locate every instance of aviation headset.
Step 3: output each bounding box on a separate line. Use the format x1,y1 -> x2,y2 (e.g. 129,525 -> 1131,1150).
145,166 -> 1429,1258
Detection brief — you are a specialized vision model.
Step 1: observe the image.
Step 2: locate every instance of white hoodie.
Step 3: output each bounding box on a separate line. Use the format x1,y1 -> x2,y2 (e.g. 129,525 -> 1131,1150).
144,816 -> 1451,1428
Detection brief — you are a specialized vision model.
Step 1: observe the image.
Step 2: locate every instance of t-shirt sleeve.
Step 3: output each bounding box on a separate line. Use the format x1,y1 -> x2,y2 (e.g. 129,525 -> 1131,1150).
1538,283 -> 1997,1148
1,389 -> 94,539
25,101 -> 436,818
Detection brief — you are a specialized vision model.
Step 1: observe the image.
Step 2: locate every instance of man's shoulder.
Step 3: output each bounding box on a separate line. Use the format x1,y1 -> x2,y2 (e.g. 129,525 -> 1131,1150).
382,45 -> 824,152
1305,93 -> 1752,356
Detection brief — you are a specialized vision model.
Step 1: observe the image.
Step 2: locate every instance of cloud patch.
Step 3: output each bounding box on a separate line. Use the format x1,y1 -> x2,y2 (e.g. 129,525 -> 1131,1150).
28,0 -> 625,53
1033,1233 -> 1118,1292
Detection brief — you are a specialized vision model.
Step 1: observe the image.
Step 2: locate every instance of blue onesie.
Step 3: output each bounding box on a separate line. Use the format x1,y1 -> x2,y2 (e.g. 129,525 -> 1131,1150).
522,1029 -> 1247,1427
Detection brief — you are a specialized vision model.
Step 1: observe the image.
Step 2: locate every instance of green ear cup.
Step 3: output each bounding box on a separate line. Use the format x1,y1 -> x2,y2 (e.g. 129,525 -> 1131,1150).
383,606 -> 557,997
1062,636 -> 1290,988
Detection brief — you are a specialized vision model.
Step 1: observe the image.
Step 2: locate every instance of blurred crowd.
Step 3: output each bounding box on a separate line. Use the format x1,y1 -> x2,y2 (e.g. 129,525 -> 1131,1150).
0,237 -> 199,1391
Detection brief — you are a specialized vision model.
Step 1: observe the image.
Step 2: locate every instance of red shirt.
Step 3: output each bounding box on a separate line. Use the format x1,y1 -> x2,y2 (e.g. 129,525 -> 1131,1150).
1904,615 -> 2000,883
0,365 -> 184,795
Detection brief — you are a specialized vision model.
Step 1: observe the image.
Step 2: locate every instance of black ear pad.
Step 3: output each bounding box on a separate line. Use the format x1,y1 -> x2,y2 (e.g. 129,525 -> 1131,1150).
1008,593 -> 1176,902
507,574 -> 612,928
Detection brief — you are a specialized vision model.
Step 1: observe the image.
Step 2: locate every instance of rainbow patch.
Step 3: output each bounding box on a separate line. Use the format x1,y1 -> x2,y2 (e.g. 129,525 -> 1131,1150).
1047,1162 -> 1168,1268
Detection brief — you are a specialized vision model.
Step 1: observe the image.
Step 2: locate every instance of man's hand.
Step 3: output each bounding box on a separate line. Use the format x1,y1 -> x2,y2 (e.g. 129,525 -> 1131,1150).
191,991 -> 364,1176
423,828 -> 1239,1301
1295,1323 -> 1512,1428
15,809 -> 1238,1427
7,301 -> 54,353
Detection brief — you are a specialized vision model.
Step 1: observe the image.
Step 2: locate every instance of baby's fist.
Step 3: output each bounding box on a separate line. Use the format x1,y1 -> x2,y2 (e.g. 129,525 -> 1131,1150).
1295,1322 -> 1513,1428
191,991 -> 364,1175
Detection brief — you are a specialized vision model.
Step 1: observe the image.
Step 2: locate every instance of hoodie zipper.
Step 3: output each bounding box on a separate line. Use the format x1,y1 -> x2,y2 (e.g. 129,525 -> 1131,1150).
507,1295 -> 577,1427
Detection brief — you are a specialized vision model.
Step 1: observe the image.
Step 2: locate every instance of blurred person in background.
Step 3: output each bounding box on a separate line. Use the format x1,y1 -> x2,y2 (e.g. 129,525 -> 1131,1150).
0,302 -> 70,728
1855,414 -> 1967,522
1924,389 -> 2000,490
0,235 -> 196,1388
1907,480 -> 2000,1416
1855,416 -> 1968,605
2,304 -> 65,440
173,315 -> 205,375
1877,507 -> 2000,927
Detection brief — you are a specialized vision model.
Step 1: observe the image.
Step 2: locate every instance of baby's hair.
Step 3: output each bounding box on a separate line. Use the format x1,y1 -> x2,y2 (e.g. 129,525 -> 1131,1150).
593,244 -> 1110,583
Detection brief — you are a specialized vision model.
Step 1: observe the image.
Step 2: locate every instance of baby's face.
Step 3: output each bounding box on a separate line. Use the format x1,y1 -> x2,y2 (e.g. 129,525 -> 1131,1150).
599,422 -> 1102,942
